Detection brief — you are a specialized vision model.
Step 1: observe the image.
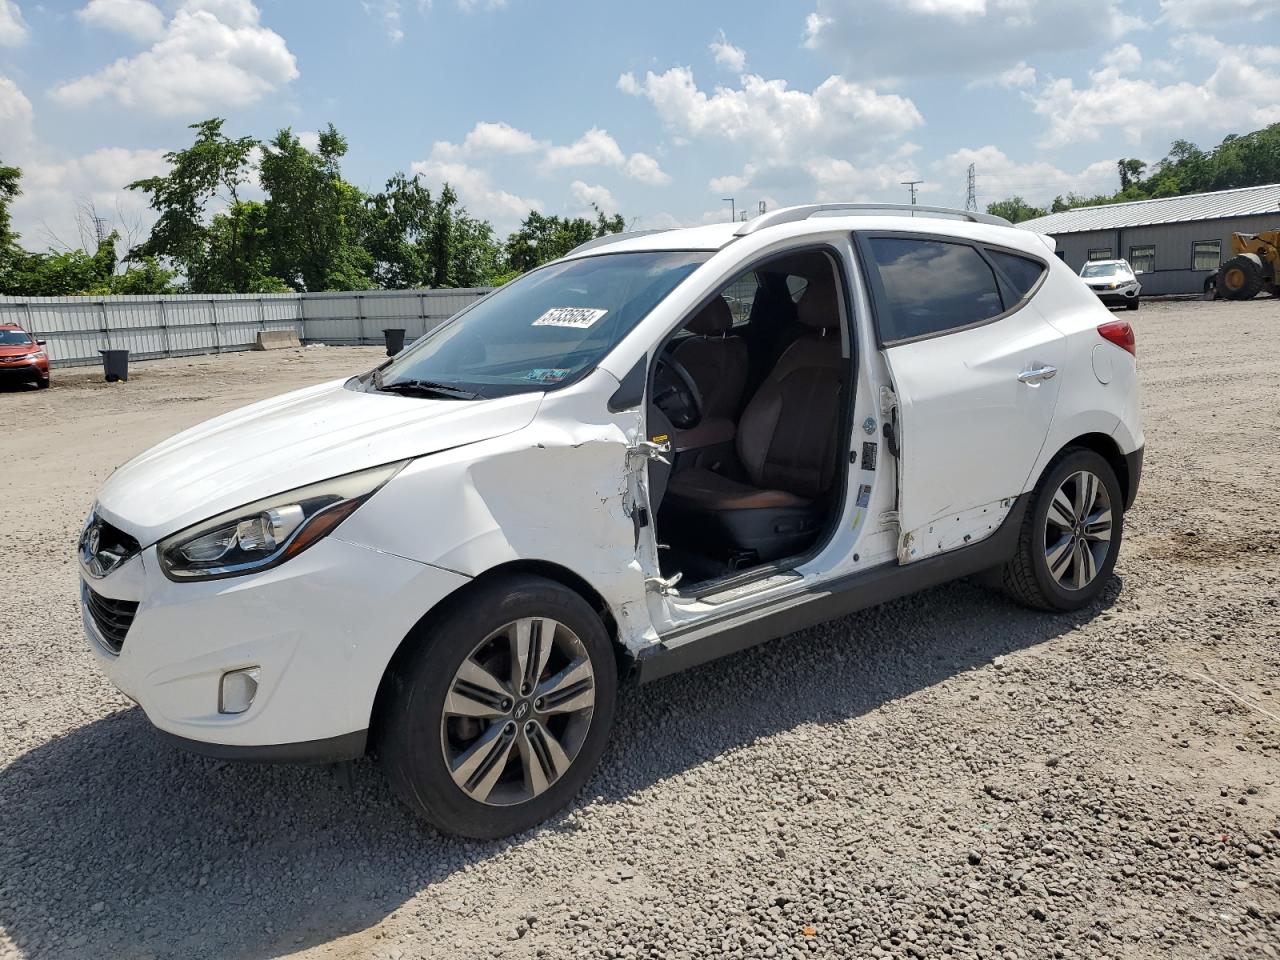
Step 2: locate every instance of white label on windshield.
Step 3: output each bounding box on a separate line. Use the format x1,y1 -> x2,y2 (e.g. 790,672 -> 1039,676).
532,307 -> 608,329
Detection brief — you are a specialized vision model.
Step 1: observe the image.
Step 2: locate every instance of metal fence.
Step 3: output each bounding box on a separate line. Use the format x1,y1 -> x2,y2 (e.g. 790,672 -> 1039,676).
0,288 -> 492,368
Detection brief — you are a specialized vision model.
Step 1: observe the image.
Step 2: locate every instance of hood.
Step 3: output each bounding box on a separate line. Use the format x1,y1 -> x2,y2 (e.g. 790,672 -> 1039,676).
0,342 -> 38,356
96,377 -> 543,546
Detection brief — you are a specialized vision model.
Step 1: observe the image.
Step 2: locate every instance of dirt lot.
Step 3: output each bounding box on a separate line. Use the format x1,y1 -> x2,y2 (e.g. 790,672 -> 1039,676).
1,302 -> 1277,960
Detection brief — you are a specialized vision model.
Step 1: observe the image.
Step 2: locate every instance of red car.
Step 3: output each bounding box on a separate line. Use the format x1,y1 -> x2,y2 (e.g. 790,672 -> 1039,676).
0,324 -> 50,388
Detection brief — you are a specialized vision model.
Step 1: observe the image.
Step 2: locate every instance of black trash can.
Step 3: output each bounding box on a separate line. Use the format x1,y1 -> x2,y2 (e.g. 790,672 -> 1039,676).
383,328 -> 406,357
100,349 -> 130,383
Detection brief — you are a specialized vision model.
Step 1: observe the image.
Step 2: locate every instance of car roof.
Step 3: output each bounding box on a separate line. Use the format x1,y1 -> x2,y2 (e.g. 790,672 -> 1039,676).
563,204 -> 1054,261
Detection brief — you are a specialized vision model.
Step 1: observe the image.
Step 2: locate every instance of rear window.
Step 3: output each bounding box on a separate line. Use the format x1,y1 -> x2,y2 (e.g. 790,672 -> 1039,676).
867,237 -> 1004,343
987,249 -> 1046,301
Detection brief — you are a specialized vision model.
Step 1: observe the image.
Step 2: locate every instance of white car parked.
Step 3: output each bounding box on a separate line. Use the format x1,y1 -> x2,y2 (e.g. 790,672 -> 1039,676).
1080,259 -> 1142,310
79,204 -> 1143,838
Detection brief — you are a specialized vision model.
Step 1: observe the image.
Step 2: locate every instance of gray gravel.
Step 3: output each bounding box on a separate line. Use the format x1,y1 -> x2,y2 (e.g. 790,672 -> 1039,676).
1,302 -> 1278,960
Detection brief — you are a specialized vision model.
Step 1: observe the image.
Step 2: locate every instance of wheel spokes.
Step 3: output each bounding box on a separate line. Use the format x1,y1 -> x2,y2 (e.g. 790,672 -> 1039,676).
535,658 -> 595,715
516,720 -> 573,797
449,721 -> 517,802
1046,534 -> 1075,584
446,658 -> 511,719
1083,507 -> 1112,542
1073,471 -> 1098,521
1047,488 -> 1076,530
510,617 -> 556,695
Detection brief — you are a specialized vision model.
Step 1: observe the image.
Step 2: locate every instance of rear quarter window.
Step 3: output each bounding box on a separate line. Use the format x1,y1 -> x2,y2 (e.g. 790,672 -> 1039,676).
986,249 -> 1047,302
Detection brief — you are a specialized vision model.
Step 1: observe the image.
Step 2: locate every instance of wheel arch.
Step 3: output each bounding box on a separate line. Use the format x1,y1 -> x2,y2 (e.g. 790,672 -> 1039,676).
367,559 -> 624,748
1046,432 -> 1131,505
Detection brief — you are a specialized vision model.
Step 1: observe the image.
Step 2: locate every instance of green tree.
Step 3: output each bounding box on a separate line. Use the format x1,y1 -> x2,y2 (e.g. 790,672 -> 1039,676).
1117,158 -> 1146,191
504,207 -> 625,273
128,118 -> 266,292
0,160 -> 20,253
985,196 -> 1046,224
259,125 -> 374,291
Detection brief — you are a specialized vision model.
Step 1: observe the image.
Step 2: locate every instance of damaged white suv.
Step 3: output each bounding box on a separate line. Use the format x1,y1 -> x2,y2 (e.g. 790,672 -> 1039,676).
79,204 -> 1143,838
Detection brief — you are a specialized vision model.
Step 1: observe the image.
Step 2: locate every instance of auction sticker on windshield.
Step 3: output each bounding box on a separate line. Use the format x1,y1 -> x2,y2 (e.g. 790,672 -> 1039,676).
532,307 -> 608,328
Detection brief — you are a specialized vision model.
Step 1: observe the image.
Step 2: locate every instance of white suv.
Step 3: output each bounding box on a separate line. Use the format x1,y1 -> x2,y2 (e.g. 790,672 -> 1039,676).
78,204 -> 1143,838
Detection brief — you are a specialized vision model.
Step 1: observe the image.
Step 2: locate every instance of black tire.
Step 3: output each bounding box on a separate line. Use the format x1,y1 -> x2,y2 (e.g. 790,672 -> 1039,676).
1001,447 -> 1124,612
36,377 -> 49,389
379,574 -> 617,839
1218,255 -> 1263,301
1126,298 -> 1140,311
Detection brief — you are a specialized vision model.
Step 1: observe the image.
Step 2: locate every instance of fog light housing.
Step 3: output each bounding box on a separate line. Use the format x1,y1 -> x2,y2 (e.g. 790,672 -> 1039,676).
219,667 -> 260,714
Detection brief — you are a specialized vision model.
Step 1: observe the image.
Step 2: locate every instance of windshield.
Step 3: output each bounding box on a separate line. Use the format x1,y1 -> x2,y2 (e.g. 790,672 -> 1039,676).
376,250 -> 711,398
1081,263 -> 1128,279
0,329 -> 33,345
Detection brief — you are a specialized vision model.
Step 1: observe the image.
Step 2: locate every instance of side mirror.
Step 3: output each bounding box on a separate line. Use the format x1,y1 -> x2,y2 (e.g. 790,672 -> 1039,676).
36,339 -> 46,346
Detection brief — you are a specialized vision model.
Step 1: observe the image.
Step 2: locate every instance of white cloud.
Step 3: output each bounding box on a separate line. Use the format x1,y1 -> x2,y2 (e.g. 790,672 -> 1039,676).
972,60 -> 1037,88
411,155 -> 540,223
938,145 -> 1119,209
463,121 -> 541,155
0,0 -> 28,45
1159,0 -> 1280,27
709,30 -> 746,72
1032,35 -> 1280,148
709,169 -> 753,194
362,0 -> 403,41
0,75 -> 34,151
51,0 -> 299,115
804,156 -> 936,203
804,0 -> 1143,77
1100,43 -> 1142,73
542,127 -> 670,184
618,66 -> 922,164
76,0 -> 166,41
569,180 -> 618,215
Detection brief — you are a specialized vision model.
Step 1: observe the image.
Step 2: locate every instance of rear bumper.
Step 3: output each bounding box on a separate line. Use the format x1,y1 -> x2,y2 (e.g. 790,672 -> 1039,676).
1123,445 -> 1144,511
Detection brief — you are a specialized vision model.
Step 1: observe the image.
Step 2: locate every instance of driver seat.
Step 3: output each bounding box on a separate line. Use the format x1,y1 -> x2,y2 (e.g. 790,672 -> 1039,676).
670,296 -> 748,422
661,273 -> 844,562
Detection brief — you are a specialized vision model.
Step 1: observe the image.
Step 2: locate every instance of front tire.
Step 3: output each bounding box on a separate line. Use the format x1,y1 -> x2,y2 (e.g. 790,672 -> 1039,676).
1219,255 -> 1263,300
1126,298 -> 1140,311
1001,448 -> 1123,611
379,574 -> 617,839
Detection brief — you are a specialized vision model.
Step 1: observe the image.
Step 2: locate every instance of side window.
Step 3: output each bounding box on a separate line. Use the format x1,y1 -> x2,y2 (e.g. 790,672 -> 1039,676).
1128,245 -> 1155,274
987,249 -> 1047,302
1088,246 -> 1113,261
1192,240 -> 1221,271
867,237 -> 1004,343
721,272 -> 759,326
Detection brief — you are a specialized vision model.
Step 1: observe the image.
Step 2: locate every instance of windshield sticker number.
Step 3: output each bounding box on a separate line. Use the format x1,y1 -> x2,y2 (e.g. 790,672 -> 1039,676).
524,368 -> 572,383
533,307 -> 608,329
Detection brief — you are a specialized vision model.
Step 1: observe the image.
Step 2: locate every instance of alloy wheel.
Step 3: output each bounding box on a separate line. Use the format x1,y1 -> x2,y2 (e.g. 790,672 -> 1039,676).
441,617 -> 596,806
1044,469 -> 1113,590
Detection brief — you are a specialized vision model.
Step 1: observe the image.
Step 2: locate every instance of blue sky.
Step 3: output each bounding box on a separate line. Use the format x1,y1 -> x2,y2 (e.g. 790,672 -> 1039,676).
2,0 -> 1279,250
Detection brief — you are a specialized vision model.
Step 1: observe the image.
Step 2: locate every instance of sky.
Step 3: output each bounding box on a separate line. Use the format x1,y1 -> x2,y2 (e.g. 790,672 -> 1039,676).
2,0 -> 1280,251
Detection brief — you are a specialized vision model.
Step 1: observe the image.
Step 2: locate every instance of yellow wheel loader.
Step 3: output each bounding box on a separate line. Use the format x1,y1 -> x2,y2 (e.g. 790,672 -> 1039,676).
1212,231 -> 1280,300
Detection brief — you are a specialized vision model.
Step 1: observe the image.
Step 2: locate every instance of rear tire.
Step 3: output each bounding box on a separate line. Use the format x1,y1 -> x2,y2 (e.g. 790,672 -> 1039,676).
1219,255 -> 1264,300
1001,447 -> 1124,612
379,574 -> 617,839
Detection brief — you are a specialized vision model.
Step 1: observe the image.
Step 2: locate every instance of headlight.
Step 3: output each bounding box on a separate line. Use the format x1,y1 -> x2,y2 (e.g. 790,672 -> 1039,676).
157,461 -> 405,581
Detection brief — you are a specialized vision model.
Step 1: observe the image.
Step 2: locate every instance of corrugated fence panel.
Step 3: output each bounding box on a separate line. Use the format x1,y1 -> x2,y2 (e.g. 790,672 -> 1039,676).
0,288 -> 489,367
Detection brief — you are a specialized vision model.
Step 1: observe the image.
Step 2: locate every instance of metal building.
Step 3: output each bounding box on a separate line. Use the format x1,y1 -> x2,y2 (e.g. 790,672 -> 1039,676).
1018,183 -> 1280,295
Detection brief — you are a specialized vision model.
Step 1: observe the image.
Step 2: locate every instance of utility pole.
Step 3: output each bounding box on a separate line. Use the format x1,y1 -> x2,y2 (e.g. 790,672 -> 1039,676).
901,180 -> 923,205
758,201 -> 767,216
723,197 -> 736,222
92,216 -> 110,247
965,163 -> 977,212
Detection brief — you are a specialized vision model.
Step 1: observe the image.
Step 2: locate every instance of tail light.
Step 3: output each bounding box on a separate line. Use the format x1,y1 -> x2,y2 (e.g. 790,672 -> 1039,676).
1097,319 -> 1136,356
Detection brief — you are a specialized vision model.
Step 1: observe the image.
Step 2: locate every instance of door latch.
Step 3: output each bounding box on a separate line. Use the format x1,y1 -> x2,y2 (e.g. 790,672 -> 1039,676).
628,437 -> 672,466
644,571 -> 683,595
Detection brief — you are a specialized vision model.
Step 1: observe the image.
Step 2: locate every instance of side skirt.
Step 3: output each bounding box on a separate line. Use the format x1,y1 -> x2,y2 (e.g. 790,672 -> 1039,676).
632,493 -> 1030,684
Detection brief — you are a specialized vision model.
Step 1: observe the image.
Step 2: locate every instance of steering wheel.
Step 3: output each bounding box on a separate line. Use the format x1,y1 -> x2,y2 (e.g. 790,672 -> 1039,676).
653,354 -> 704,430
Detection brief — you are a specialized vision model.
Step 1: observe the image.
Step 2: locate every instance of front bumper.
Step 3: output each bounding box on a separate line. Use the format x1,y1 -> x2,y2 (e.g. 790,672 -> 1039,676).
80,534 -> 470,761
0,359 -> 47,381
1090,286 -> 1140,306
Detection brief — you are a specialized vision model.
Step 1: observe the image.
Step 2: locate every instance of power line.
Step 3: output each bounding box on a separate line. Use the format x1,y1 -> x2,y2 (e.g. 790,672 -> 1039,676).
900,180 -> 923,205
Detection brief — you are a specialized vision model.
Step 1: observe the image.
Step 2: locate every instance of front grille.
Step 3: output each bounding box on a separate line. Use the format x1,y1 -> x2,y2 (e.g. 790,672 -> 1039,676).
82,582 -> 139,654
80,514 -> 142,579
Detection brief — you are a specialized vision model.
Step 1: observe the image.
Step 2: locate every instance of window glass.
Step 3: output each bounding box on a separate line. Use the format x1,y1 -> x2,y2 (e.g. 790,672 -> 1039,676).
987,250 -> 1046,301
1128,246 -> 1155,274
721,272 -> 759,326
868,238 -> 1004,342
1081,262 -> 1129,279
1055,251 -> 1067,261
1087,247 -> 1113,261
1192,240 -> 1221,271
0,329 -> 34,345
378,250 -> 710,397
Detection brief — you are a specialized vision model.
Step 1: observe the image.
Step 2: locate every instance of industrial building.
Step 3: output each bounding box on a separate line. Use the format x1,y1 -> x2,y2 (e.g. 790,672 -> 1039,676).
1019,183 -> 1280,295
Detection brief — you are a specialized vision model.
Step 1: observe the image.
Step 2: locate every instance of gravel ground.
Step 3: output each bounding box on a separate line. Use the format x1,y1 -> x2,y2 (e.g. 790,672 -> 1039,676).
1,302 -> 1277,960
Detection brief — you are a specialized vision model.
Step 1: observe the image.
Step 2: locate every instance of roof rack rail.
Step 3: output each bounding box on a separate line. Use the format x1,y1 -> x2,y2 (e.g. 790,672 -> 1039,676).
567,229 -> 670,256
734,203 -> 1011,236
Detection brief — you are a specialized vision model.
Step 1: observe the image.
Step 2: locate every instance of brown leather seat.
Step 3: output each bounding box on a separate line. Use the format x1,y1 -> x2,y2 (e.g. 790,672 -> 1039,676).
662,273 -> 844,561
670,296 -> 748,422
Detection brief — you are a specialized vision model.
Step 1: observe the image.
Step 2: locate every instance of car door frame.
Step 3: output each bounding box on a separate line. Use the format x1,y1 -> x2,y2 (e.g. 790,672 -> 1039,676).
851,229 -> 1060,563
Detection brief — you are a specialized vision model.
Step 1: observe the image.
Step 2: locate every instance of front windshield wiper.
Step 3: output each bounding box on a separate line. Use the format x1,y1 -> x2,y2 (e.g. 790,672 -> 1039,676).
373,370 -> 481,400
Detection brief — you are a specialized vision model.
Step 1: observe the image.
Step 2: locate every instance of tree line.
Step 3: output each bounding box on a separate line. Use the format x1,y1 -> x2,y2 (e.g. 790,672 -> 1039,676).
986,122 -> 1280,224
0,118 -> 625,297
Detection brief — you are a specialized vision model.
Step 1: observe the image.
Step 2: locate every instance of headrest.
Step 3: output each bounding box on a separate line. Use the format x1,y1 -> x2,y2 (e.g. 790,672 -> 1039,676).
686,296 -> 733,335
795,274 -> 839,329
